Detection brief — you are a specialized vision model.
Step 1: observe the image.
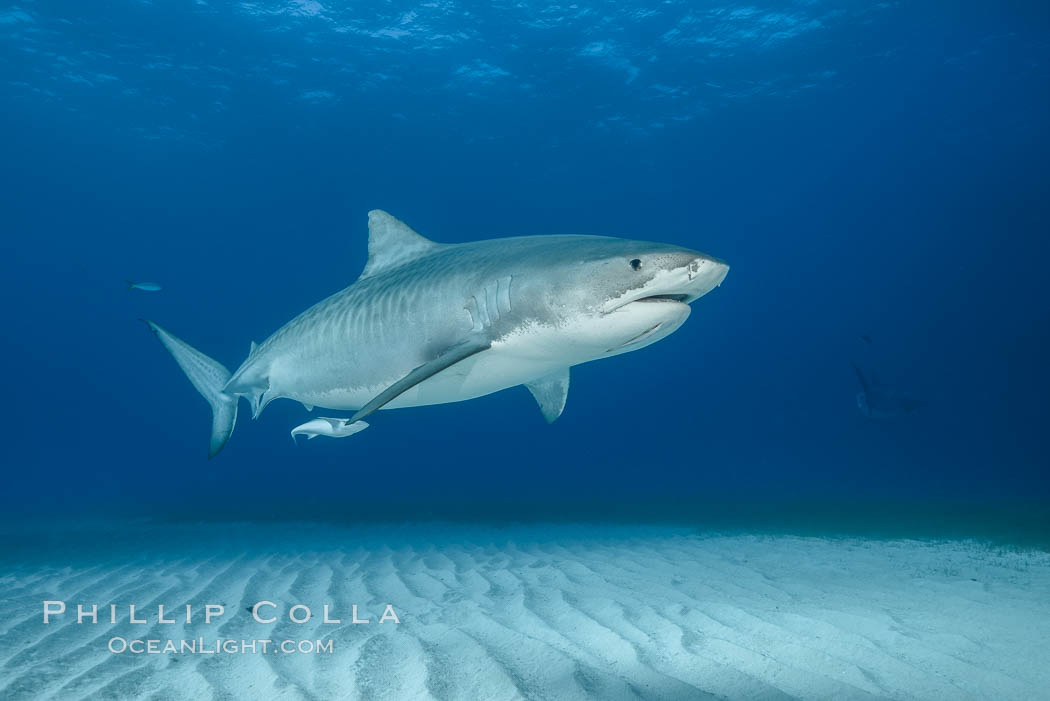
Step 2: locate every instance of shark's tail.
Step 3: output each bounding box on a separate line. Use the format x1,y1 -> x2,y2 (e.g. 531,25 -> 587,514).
143,320 -> 237,458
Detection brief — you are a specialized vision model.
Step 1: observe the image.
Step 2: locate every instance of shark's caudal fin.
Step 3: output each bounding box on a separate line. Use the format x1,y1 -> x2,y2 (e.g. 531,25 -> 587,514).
143,320 -> 237,458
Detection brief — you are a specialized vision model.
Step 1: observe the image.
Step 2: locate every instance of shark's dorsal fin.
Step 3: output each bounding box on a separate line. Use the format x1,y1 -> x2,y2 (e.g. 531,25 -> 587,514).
525,368 -> 570,423
360,210 -> 440,279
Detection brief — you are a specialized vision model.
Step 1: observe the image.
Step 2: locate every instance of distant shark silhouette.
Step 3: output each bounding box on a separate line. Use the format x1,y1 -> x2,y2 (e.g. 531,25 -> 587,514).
852,363 -> 923,420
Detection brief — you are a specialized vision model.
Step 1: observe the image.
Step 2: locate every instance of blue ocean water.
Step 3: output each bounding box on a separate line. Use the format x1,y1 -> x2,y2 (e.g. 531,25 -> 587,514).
1,1 -> 1048,538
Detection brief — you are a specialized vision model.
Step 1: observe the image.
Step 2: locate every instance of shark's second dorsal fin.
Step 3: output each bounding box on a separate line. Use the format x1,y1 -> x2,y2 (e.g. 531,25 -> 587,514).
360,210 -> 440,279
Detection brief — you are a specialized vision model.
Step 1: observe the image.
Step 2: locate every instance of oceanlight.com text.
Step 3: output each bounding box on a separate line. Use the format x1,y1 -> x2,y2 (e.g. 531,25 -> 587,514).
108,637 -> 334,655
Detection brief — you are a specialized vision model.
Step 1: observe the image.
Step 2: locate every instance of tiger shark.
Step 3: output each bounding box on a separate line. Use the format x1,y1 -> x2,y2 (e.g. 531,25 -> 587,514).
146,211 -> 729,457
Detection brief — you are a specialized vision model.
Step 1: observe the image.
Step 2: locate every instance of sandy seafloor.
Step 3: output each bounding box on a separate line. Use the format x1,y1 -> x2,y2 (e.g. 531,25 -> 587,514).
1,522 -> 1048,701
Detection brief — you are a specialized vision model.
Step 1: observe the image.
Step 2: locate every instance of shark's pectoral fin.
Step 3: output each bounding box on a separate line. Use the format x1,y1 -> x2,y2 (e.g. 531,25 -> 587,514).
525,368 -> 570,423
350,336 -> 493,424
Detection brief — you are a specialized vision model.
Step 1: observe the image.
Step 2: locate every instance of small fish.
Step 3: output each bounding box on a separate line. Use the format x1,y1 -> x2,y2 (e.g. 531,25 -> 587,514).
126,280 -> 162,292
860,334 -> 873,344
290,417 -> 369,442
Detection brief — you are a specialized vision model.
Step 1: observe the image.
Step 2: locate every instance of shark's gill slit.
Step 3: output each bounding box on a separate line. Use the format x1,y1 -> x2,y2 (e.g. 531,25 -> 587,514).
464,301 -> 476,330
486,282 -> 499,322
496,276 -> 512,316
474,293 -> 490,327
502,275 -> 513,313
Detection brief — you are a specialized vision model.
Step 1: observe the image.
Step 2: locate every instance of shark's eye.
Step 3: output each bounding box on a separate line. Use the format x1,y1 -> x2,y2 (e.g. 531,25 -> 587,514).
629,258 -> 642,271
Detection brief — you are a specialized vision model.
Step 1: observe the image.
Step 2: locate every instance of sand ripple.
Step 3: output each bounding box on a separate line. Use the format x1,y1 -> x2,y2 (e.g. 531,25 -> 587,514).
1,525 -> 1048,700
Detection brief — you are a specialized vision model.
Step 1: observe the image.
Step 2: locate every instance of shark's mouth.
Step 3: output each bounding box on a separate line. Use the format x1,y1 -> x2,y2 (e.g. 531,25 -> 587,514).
635,293 -> 690,303
605,292 -> 693,315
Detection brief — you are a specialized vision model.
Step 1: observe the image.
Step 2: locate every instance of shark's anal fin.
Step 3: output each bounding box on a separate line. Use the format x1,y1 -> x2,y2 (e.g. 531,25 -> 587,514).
525,368 -> 571,423
350,336 -> 492,424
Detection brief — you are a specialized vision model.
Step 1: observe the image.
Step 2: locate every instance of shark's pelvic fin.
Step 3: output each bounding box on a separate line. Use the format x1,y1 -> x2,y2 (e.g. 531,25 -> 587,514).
359,210 -> 441,279
525,368 -> 571,423
350,336 -> 492,423
143,320 -> 237,458
254,388 -> 279,419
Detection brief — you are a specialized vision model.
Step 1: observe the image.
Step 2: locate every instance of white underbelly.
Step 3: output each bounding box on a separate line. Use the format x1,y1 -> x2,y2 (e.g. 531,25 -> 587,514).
385,348 -> 563,409
287,331 -> 577,412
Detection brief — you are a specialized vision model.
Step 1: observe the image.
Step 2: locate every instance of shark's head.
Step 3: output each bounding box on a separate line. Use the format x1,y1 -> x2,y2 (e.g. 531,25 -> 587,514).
519,235 -> 729,359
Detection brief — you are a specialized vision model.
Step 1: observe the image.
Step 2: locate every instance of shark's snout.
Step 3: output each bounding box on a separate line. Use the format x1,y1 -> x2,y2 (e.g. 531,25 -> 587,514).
676,253 -> 729,304
689,255 -> 729,287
